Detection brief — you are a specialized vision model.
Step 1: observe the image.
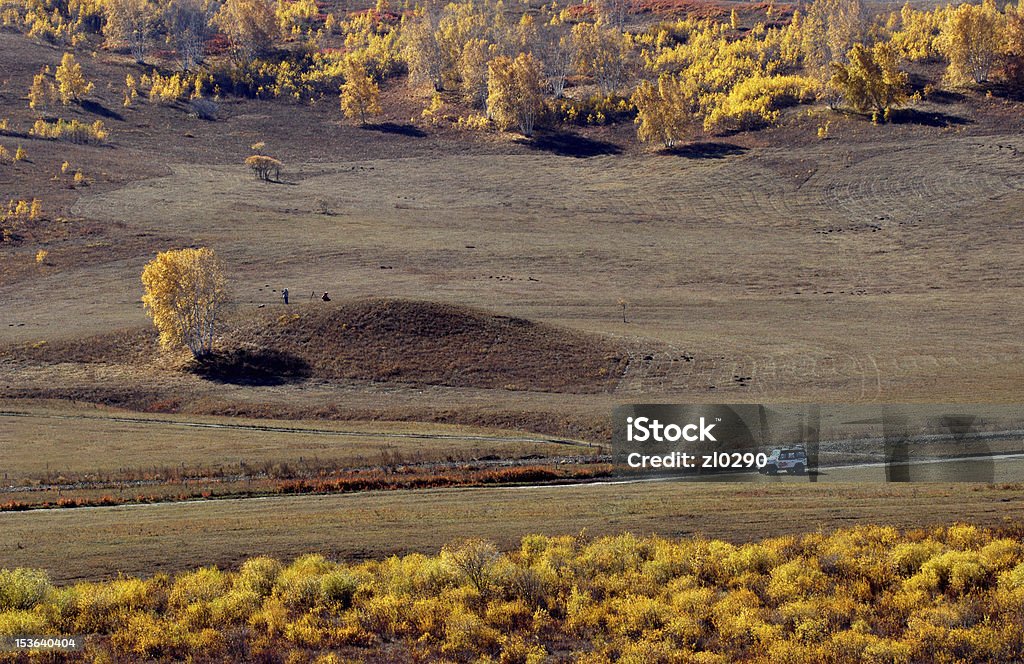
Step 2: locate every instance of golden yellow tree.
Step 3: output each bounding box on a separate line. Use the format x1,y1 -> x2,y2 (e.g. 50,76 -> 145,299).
631,74 -> 698,148
830,41 -> 908,118
141,247 -> 226,358
486,53 -> 545,137
54,53 -> 94,104
937,0 -> 1006,85
27,66 -> 57,110
340,58 -> 382,124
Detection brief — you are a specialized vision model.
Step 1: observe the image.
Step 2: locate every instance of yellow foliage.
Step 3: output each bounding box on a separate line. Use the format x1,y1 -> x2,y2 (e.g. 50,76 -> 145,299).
936,0 -> 1005,85
632,74 -> 699,148
213,0 -> 279,60
54,52 -> 93,104
340,56 -> 382,124
890,3 -> 946,62
0,610 -> 49,638
140,247 -> 226,358
28,65 -> 57,109
147,70 -> 189,103
905,550 -> 991,597
829,41 -> 908,117
486,53 -> 545,137
0,568 -> 51,611
3,525 -> 1024,661
30,118 -> 108,143
705,73 -> 816,131
246,154 -> 283,180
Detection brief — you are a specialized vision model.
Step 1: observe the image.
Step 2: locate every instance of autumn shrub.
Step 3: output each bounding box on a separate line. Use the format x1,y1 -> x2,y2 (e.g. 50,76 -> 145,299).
0,568 -> 51,611
0,609 -> 49,638
30,118 -> 108,143
68,576 -> 165,633
4,524 -> 1024,661
143,70 -> 190,104
551,94 -> 633,126
273,554 -> 333,611
905,550 -> 992,597
169,566 -> 232,612
704,74 -> 816,131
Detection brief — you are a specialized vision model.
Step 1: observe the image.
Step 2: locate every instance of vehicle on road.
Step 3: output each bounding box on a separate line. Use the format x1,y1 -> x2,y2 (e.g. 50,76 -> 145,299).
760,447 -> 807,475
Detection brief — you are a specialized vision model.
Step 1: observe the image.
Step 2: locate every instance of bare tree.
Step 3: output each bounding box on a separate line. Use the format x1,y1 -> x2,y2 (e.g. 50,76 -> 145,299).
537,26 -> 576,98
165,0 -> 215,71
104,0 -> 158,63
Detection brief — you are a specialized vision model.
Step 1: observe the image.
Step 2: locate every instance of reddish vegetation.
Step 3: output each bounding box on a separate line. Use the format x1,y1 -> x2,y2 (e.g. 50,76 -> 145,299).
0,464 -> 614,511
276,463 -> 612,494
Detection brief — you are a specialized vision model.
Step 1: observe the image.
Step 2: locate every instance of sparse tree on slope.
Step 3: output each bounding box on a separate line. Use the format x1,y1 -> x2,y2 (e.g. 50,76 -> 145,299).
54,53 -> 94,104
141,247 -> 226,358
403,7 -> 445,91
164,0 -> 214,71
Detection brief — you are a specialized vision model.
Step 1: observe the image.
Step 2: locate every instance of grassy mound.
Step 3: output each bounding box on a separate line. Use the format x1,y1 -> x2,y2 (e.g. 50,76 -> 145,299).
223,299 -> 627,393
1,299 -> 629,392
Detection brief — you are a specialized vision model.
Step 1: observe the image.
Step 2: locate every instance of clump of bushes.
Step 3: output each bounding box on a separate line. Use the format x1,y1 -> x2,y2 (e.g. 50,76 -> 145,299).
4,524 -> 1024,661
30,118 -> 108,144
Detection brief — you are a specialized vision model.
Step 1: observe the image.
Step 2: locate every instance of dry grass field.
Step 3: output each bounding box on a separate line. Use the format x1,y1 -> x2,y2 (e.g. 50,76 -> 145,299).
5,123 -> 1024,405
0,406 -> 590,484
5,480 -> 1024,583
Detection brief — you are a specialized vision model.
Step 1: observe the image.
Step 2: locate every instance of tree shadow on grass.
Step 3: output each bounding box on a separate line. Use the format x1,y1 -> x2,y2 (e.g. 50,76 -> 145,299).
922,88 -> 968,105
191,348 -> 312,386
665,142 -> 748,159
522,131 -> 623,158
80,99 -> 124,121
361,122 -> 428,137
888,108 -> 971,127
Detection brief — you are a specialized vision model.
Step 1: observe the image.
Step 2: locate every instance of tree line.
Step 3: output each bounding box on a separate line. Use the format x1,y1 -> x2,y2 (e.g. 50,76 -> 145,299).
5,0 -> 1024,142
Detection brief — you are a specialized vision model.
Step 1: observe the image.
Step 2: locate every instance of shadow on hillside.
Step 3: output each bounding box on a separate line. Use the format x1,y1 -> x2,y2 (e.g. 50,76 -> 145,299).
361,122 -> 427,138
523,132 -> 623,158
191,348 -> 312,386
80,99 -> 123,121
665,142 -> 747,159
922,88 -> 967,105
889,108 -> 971,127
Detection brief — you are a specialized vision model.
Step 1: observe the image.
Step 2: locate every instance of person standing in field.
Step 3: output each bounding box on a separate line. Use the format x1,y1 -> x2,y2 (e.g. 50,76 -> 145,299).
282,288 -> 289,305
